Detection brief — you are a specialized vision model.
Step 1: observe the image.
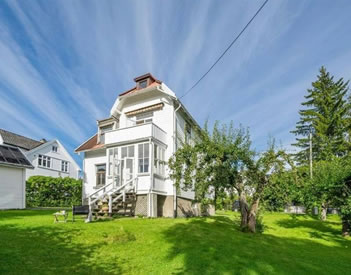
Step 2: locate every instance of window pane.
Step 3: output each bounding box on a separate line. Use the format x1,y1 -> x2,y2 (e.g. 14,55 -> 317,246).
128,145 -> 134,157
144,158 -> 149,172
138,144 -> 143,158
144,143 -> 149,157
122,147 -> 127,158
139,80 -> 147,89
138,159 -> 143,173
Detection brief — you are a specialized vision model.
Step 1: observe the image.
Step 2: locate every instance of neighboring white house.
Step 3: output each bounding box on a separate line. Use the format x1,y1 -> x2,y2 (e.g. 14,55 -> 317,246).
0,144 -> 34,209
0,129 -> 81,180
76,73 -> 205,218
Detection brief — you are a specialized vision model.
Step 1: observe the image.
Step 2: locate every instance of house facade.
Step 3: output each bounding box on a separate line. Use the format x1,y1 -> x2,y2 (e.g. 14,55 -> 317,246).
76,73 -> 205,218
0,129 -> 80,180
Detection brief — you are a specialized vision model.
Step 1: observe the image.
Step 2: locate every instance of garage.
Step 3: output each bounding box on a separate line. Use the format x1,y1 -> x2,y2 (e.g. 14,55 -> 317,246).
0,145 -> 33,209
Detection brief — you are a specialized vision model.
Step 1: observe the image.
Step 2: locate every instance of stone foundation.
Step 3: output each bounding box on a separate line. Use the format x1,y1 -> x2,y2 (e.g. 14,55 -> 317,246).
177,197 -> 215,217
157,195 -> 174,217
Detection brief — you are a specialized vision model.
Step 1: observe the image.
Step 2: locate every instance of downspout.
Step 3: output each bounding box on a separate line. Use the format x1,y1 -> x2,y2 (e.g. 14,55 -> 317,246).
173,101 -> 182,218
149,137 -> 154,217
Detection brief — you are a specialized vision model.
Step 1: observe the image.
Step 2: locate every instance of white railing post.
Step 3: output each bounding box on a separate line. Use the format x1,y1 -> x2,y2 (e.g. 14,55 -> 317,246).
108,194 -> 112,215
123,190 -> 126,202
86,197 -> 92,223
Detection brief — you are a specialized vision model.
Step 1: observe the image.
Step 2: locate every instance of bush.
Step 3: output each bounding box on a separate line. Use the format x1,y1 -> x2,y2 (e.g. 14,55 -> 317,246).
26,176 -> 82,207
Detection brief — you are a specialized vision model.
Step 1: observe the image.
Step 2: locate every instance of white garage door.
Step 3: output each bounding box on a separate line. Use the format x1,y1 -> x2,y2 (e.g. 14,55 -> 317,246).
0,166 -> 25,209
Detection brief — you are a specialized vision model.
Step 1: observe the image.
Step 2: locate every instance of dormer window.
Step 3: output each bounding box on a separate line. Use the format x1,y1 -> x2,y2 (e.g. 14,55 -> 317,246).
138,79 -> 148,89
99,124 -> 113,144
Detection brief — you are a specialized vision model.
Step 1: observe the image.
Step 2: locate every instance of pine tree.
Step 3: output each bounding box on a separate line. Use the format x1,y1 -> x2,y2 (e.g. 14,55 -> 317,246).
291,67 -> 350,163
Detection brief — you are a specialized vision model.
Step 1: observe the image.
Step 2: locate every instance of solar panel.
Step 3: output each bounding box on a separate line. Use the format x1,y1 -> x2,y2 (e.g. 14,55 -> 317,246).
9,147 -> 32,166
0,145 -> 32,167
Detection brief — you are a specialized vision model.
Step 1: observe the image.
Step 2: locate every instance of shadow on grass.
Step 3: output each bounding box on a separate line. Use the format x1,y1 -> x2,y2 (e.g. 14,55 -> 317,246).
162,215 -> 351,275
276,214 -> 344,243
0,214 -> 121,274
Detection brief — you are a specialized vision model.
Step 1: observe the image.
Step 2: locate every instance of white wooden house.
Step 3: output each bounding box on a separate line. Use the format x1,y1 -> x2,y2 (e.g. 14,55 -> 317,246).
0,129 -> 80,180
76,73 -> 207,219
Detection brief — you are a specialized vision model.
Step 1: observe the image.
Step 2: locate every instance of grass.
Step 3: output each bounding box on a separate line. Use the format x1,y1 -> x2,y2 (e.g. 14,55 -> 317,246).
0,210 -> 350,275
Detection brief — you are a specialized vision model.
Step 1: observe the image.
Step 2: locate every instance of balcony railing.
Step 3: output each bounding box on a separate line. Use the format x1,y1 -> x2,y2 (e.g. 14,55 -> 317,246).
104,122 -> 167,145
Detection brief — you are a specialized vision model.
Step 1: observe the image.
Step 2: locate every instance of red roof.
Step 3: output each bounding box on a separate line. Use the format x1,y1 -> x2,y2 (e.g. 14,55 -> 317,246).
119,73 -> 162,96
75,134 -> 104,152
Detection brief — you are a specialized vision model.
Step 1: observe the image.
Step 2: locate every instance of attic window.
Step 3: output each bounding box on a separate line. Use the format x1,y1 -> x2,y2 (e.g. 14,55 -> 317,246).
139,79 -> 148,89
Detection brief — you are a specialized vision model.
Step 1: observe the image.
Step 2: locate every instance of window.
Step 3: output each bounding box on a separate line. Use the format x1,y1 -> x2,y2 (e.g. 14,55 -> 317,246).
100,124 -> 113,143
135,112 -> 153,125
121,145 -> 135,158
52,146 -> 58,153
38,154 -> 51,168
154,144 -> 165,176
138,143 -> 149,173
108,148 -> 118,176
96,164 -> 106,187
139,80 -> 147,89
61,161 -> 69,173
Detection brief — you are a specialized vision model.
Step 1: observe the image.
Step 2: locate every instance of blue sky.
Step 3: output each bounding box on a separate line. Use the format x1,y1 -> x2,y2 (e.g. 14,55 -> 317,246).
1,0 -> 351,167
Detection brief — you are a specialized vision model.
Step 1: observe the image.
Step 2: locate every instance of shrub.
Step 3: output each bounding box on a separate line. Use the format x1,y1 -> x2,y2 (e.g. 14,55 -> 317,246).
26,176 -> 82,207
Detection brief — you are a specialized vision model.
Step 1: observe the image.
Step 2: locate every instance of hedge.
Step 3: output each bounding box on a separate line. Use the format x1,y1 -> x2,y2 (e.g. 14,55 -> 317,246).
26,176 -> 82,207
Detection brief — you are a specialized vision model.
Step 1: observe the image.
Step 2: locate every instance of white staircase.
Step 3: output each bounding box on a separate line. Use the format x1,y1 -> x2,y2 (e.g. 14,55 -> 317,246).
85,176 -> 138,222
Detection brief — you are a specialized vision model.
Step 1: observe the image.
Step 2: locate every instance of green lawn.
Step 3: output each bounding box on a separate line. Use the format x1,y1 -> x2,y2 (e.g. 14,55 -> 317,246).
0,210 -> 350,275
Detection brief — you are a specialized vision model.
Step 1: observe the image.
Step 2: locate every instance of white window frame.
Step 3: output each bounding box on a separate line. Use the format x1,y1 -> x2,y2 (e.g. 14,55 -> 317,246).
154,144 -> 165,176
61,160 -> 69,173
96,164 -> 106,187
108,147 -> 118,177
38,154 -> 51,169
138,143 -> 150,174
52,145 -> 58,153
135,112 -> 153,125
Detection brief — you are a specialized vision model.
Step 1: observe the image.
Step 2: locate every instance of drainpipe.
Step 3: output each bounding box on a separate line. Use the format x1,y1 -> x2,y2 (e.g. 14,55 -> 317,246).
173,101 -> 182,218
149,137 -> 154,217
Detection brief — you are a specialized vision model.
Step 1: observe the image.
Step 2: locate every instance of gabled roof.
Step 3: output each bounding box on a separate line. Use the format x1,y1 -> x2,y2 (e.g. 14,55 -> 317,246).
0,129 -> 44,151
75,134 -> 104,153
0,144 -> 34,169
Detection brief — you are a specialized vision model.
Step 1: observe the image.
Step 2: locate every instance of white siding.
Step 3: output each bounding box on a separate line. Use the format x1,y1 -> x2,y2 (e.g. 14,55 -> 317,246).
25,141 -> 80,179
83,149 -> 107,199
0,166 -> 26,209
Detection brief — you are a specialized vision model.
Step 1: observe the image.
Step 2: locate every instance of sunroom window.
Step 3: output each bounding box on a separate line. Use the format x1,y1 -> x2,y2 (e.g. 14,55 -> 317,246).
138,143 -> 149,173
154,144 -> 165,176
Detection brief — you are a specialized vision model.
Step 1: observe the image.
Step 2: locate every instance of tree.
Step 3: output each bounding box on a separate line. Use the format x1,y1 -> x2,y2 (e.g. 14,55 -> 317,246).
291,66 -> 351,164
304,158 -> 351,236
169,122 -> 294,233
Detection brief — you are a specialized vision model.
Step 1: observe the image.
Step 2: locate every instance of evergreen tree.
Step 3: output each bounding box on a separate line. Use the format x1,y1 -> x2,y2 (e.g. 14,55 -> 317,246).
291,66 -> 350,163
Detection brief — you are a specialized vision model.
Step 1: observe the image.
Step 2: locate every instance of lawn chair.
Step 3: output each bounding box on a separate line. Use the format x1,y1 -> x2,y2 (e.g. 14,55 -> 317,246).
72,205 -> 89,222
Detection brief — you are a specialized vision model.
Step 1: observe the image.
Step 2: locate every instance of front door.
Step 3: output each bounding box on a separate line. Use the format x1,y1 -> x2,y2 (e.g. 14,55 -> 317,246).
120,157 -> 134,185
119,145 -> 135,185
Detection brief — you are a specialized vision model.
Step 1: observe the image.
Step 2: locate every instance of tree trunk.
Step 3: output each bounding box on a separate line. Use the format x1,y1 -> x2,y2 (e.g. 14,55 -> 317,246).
238,189 -> 249,229
247,198 -> 260,233
320,203 -> 327,221
342,219 -> 350,237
